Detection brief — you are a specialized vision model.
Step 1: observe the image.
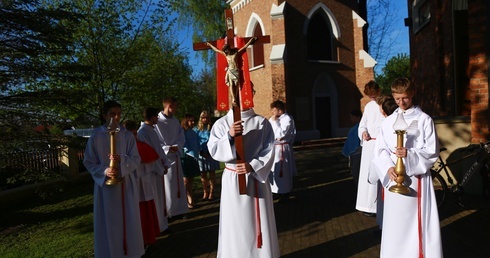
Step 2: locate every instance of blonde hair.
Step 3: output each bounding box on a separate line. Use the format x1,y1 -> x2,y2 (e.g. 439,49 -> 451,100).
197,110 -> 211,131
391,77 -> 416,96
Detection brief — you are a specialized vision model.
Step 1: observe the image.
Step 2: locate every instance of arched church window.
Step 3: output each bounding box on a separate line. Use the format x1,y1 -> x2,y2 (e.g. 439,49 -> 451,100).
307,12 -> 336,61
248,23 -> 264,68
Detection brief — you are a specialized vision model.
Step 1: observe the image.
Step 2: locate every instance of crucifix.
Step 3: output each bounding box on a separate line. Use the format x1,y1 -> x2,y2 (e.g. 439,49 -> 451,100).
193,9 -> 270,195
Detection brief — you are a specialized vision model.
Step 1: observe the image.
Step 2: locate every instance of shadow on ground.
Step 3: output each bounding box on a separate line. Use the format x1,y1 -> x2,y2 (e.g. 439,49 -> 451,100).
144,147 -> 490,258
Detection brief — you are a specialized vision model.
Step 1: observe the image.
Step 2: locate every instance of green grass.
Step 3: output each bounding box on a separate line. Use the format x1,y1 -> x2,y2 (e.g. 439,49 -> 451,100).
1,182 -> 94,258
0,170 -> 218,258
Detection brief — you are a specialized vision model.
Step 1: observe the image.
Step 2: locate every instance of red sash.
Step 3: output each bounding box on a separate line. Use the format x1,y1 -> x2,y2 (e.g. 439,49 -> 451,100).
417,176 -> 424,258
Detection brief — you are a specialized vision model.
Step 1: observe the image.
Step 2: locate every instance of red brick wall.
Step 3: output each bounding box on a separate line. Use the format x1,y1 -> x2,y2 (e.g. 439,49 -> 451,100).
229,0 -> 373,136
408,0 -> 488,143
468,1 -> 489,143
231,0 -> 274,117
409,0 -> 447,116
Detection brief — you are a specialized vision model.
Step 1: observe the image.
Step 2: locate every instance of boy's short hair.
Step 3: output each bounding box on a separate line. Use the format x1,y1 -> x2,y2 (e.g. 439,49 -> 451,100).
363,80 -> 380,96
162,97 -> 177,106
376,95 -> 398,116
350,109 -> 362,118
99,100 -> 121,124
270,100 -> 286,111
123,120 -> 139,131
143,107 -> 160,121
391,77 -> 416,96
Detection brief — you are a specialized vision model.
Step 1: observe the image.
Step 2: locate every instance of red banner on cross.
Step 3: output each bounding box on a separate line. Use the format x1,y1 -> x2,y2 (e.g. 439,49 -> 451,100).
215,37 -> 254,111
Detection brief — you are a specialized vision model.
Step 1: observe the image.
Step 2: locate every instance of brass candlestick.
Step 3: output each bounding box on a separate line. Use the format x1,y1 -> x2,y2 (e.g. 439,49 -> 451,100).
389,130 -> 410,194
105,118 -> 122,185
389,112 -> 410,194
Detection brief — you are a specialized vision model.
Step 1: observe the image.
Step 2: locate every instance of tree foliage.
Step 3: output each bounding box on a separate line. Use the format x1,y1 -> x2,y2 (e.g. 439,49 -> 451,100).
0,0 -> 217,189
167,0 -> 228,66
375,53 -> 411,94
0,0 -> 87,91
45,0 -> 189,124
0,0 -> 86,155
166,0 -> 230,114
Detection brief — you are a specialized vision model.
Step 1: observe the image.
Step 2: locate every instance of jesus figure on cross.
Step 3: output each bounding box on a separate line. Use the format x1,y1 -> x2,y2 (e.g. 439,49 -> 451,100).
205,36 -> 257,105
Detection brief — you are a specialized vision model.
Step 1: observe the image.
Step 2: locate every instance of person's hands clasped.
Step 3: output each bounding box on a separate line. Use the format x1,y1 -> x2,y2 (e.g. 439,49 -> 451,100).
229,120 -> 243,138
234,162 -> 252,175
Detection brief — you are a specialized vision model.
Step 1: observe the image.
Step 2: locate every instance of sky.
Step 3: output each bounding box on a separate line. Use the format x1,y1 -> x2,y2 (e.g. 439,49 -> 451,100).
392,1 -> 410,54
178,1 -> 411,76
377,1 -> 410,73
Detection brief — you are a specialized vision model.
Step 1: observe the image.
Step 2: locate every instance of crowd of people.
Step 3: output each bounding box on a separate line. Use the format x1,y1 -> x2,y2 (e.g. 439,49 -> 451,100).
83,77 -> 442,258
83,97 -> 296,258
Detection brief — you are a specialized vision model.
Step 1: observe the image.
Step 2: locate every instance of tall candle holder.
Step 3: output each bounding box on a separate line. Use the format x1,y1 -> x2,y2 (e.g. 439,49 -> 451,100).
105,118 -> 123,185
389,112 -> 411,194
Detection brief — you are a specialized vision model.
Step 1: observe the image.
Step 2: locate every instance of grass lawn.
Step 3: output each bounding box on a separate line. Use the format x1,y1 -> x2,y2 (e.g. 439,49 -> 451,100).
0,181 -> 94,257
0,170 -> 218,258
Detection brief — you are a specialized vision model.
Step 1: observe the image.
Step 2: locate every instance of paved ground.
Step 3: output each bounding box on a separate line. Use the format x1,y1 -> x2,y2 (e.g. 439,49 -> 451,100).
144,146 -> 490,258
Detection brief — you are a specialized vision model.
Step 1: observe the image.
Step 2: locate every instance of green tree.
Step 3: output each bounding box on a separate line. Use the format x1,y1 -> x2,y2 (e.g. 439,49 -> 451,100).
375,53 -> 411,94
1,0 -> 216,190
0,0 -> 87,92
0,0 -> 86,146
187,69 -> 218,116
0,0 -> 87,190
36,0 -> 197,124
167,0 -> 228,66
167,0 -> 232,118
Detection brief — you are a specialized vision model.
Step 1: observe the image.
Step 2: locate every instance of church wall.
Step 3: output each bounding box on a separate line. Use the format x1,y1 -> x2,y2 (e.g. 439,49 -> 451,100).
408,0 -> 489,143
467,1 -> 489,143
229,0 -> 373,138
282,0 -> 368,137
231,0 -> 276,117
409,0 -> 451,117
352,7 -> 375,114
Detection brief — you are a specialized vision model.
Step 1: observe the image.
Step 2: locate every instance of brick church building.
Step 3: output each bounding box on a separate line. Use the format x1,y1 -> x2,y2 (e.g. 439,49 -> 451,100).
227,0 -> 375,141
407,0 -> 489,144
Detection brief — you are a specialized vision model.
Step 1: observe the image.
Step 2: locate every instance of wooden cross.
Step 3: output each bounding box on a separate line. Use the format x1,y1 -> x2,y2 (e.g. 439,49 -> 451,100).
193,9 -> 270,195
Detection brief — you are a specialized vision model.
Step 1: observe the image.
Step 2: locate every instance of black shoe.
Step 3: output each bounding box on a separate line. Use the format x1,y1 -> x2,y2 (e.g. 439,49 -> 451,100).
363,212 -> 376,217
